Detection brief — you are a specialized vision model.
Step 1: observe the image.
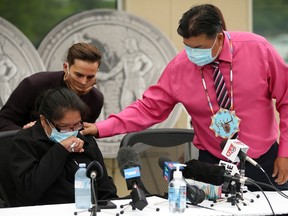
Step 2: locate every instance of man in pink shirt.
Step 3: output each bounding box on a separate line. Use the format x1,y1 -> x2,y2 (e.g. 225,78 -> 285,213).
82,4 -> 288,190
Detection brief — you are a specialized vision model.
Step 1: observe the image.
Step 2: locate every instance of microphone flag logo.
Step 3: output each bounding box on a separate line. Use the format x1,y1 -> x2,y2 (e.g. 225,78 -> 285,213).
226,143 -> 236,157
219,160 -> 240,175
164,162 -> 183,182
124,167 -> 140,179
221,139 -> 249,162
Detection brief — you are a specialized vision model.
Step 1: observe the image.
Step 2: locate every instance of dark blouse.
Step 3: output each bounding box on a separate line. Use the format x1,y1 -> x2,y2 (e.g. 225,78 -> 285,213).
10,122 -> 117,206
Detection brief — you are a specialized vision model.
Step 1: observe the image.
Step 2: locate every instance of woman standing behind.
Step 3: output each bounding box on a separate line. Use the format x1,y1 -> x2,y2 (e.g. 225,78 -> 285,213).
10,87 -> 117,206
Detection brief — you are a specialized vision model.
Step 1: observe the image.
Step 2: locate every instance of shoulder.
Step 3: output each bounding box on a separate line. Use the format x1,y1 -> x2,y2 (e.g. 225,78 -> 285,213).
23,71 -> 64,83
80,134 -> 101,150
13,128 -> 34,147
18,71 -> 63,87
228,31 -> 269,44
162,49 -> 196,76
228,31 -> 275,55
170,49 -> 188,65
90,87 -> 104,97
82,134 -> 96,144
16,71 -> 65,93
81,87 -> 104,101
14,124 -> 39,139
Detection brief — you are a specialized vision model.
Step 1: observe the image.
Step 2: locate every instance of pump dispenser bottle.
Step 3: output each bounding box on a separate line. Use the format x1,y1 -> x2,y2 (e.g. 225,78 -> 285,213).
168,164 -> 187,213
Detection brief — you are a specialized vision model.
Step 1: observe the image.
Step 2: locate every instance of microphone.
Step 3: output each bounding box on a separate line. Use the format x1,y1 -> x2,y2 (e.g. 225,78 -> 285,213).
220,139 -> 263,171
117,147 -> 142,190
158,157 -> 205,205
86,161 -> 104,179
117,147 -> 148,211
85,161 -> 104,214
158,157 -> 184,182
183,159 -> 253,187
219,160 -> 240,176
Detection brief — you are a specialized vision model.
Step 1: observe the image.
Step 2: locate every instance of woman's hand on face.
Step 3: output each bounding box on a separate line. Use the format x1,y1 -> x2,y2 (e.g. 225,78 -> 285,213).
80,122 -> 98,136
61,136 -> 84,153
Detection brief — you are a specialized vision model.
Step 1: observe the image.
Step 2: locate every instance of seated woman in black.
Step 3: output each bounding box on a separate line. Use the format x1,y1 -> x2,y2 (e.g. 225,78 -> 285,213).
10,88 -> 118,206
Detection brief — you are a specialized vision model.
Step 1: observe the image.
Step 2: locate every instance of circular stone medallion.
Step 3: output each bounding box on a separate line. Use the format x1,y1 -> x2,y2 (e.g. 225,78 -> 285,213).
0,17 -> 45,108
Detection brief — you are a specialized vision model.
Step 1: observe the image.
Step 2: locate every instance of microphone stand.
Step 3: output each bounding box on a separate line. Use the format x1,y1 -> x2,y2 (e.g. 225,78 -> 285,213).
89,175 -> 100,216
236,159 -> 257,206
226,181 -> 241,210
118,187 -> 147,214
239,158 -> 246,199
117,187 -> 160,215
211,160 -> 255,211
238,158 -> 261,202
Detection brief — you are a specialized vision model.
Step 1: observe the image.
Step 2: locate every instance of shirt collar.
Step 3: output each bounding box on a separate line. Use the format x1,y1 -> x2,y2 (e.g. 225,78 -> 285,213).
217,31 -> 233,63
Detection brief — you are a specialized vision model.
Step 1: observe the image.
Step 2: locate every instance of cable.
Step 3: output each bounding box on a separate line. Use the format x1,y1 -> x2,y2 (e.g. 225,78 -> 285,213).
253,180 -> 288,199
246,179 -> 275,216
256,170 -> 288,199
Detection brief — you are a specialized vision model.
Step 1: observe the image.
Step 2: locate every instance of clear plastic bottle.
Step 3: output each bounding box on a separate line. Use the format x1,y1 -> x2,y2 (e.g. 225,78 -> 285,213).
168,164 -> 187,213
74,163 -> 91,209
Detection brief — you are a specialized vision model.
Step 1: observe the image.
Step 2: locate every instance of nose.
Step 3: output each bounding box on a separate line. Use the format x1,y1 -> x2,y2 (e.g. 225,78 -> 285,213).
79,77 -> 88,84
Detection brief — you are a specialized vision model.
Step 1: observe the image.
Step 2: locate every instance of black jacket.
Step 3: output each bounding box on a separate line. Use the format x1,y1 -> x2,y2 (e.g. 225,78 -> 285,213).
10,122 -> 117,206
0,71 -> 103,131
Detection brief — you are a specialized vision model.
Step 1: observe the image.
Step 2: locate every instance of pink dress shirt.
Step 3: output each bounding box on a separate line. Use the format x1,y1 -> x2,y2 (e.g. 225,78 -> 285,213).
96,31 -> 288,160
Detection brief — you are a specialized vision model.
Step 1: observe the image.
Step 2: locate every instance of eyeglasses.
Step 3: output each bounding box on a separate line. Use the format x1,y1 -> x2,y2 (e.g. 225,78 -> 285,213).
46,119 -> 84,133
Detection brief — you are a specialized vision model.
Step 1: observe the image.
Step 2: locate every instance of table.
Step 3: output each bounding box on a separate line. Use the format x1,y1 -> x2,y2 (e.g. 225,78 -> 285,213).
200,190 -> 288,215
0,191 -> 287,216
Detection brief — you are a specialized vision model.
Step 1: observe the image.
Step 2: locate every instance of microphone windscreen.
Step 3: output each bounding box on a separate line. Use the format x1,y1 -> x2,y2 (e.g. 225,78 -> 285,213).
158,157 -> 172,170
86,161 -> 103,179
117,147 -> 141,177
183,159 -> 225,186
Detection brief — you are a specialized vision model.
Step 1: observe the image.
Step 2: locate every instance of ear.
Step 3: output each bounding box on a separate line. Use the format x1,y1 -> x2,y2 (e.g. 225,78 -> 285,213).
40,115 -> 52,136
63,62 -> 68,67
217,33 -> 224,46
39,115 -> 47,128
63,62 -> 71,75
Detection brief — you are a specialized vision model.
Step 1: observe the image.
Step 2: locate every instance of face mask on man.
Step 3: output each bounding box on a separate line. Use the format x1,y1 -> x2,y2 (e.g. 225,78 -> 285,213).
64,63 -> 96,95
185,36 -> 219,66
49,128 -> 78,143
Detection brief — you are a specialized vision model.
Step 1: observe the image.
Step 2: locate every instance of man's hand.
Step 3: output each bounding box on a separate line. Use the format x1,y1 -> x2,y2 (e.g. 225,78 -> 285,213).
80,122 -> 98,136
273,157 -> 288,185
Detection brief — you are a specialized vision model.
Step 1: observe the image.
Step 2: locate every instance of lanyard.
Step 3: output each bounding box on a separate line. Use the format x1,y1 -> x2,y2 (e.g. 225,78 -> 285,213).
200,32 -> 234,115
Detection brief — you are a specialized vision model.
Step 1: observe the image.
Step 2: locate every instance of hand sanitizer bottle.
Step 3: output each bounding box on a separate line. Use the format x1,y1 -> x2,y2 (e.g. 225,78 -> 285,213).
168,164 -> 187,213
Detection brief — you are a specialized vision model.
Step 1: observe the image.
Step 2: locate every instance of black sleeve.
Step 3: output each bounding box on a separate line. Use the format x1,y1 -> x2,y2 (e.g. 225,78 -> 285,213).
0,78 -> 39,131
0,71 -> 64,132
10,130 -> 70,204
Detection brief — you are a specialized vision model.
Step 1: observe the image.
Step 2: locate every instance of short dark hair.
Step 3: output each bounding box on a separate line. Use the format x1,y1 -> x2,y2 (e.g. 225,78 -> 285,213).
177,4 -> 225,39
36,88 -> 89,122
66,42 -> 102,66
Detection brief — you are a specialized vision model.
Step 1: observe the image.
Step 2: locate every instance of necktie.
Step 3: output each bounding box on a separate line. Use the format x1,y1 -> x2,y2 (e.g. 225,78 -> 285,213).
212,61 -> 231,109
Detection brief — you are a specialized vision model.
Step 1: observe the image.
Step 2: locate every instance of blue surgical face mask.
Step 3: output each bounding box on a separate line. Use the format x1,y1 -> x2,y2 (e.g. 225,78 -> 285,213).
185,36 -> 219,66
49,128 -> 78,143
